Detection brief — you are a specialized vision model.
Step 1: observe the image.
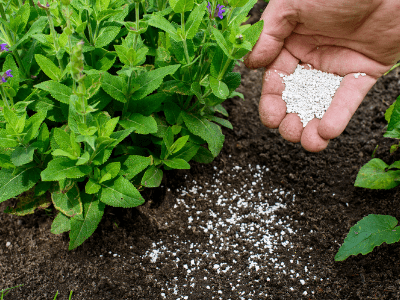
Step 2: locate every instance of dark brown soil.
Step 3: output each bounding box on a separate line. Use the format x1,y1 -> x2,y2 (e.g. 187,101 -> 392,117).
2,2 -> 400,299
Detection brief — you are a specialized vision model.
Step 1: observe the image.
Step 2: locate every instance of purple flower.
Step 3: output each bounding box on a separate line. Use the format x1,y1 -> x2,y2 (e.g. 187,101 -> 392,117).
5,69 -> 12,78
0,43 -> 9,52
207,2 -> 212,15
1,77 -> 6,83
216,4 -> 225,19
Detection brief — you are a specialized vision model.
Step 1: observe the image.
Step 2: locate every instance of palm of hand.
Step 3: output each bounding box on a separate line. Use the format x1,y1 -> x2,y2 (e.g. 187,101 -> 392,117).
245,0 -> 400,152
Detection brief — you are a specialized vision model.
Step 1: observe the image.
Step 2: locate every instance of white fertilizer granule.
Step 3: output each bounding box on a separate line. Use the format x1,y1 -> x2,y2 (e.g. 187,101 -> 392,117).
280,65 -> 343,127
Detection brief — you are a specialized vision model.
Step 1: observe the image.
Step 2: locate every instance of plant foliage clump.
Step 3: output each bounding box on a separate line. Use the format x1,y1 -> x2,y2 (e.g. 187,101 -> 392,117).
0,0 -> 263,249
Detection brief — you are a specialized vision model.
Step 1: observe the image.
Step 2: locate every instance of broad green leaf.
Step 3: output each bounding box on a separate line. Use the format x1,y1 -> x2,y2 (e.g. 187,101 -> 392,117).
169,0 -> 193,13
3,106 -> 25,134
69,193 -> 105,250
86,178 -> 101,194
51,212 -> 71,235
11,17 -> 48,50
10,145 -> 36,166
51,188 -> 83,217
170,142 -> 200,162
52,149 -> 78,160
209,76 -> 230,99
95,26 -> 121,48
354,158 -> 400,190
9,3 -> 30,34
141,165 -> 163,187
228,0 -> 249,8
100,176 -> 145,207
182,112 -> 224,157
212,27 -> 234,59
96,9 -> 122,22
119,113 -> 158,134
192,146 -> 214,163
34,81 -> 73,104
186,2 -> 207,39
163,158 -> 190,169
0,154 -> 14,168
385,101 -> 396,123
120,155 -> 151,180
171,135 -> 190,153
0,129 -> 18,148
228,0 -> 257,27
148,15 -> 179,40
101,117 -> 120,137
35,54 -> 62,81
4,190 -> 51,216
99,161 -> 120,183
23,112 -> 46,144
207,116 -> 233,129
41,157 -> 92,181
101,72 -> 127,103
388,96 -> 400,131
76,152 -> 90,165
0,167 -> 41,203
114,45 -> 131,66
53,128 -> 76,154
131,64 -> 181,100
335,214 -> 400,261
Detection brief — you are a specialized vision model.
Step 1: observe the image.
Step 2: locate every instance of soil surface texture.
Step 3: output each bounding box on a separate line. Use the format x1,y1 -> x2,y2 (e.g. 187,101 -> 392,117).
2,2 -> 400,299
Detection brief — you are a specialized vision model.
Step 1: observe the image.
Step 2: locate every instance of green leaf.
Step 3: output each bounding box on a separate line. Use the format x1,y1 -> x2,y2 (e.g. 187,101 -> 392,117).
69,193 -> 105,250
99,161 -> 120,183
148,15 -> 179,40
163,158 -> 190,169
192,146 -> 214,163
4,190 -> 51,216
212,27 -> 234,59
171,135 -> 190,153
119,113 -> 158,134
0,154 -> 14,168
101,72 -> 127,103
169,0 -> 194,13
0,167 -> 41,203
100,176 -> 145,207
185,2 -> 207,39
335,214 -> 400,261
120,155 -> 151,180
35,54 -> 62,81
9,3 -> 30,34
141,165 -> 163,187
94,26 -> 121,48
51,188 -> 83,217
0,129 -> 18,148
34,80 -> 73,104
23,112 -> 46,144
209,76 -> 230,99
41,157 -> 92,181
10,145 -> 36,166
11,17 -> 48,50
385,101 -> 396,123
208,116 -> 233,129
228,0 -> 249,8
182,112 -> 224,157
388,96 -> 400,131
354,158 -> 400,190
131,64 -> 181,100
85,178 -> 101,194
3,106 -> 25,134
51,212 -> 71,235
170,142 -> 200,162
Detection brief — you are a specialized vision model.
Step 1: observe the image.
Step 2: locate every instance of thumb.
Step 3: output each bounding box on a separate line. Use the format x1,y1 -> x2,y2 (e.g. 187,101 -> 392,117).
244,0 -> 297,69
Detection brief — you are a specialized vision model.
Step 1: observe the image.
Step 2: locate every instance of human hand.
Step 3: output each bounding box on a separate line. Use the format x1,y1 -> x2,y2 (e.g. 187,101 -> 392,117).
244,0 -> 400,152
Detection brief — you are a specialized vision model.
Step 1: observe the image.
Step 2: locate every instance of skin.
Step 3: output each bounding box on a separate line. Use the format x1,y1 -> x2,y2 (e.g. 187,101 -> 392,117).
244,0 -> 400,152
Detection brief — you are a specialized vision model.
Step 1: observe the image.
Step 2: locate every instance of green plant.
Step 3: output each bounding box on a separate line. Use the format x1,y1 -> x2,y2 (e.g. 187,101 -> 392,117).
0,0 -> 263,250
335,94 -> 400,261
0,285 -> 24,299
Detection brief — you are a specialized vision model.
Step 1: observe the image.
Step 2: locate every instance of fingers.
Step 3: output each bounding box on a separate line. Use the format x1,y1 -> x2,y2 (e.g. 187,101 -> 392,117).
318,73 -> 377,140
259,48 -> 299,128
244,0 -> 297,69
301,119 -> 330,152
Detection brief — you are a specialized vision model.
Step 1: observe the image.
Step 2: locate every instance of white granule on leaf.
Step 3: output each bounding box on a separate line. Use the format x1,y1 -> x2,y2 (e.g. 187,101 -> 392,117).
280,65 -> 343,127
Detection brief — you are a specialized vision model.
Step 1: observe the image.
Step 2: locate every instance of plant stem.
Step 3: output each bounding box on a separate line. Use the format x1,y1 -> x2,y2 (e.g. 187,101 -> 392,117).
0,84 -> 10,108
87,11 -> 94,45
46,10 -> 64,73
180,12 -> 191,65
122,73 -> 133,118
217,57 -> 232,81
12,51 -> 29,79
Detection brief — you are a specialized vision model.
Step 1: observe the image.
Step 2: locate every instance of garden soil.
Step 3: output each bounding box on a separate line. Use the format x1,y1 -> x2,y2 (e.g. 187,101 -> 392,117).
2,2 -> 400,299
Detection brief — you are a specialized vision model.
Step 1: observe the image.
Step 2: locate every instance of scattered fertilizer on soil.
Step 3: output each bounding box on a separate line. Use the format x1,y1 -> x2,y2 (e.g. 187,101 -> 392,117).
133,161 -> 319,298
280,65 -> 343,127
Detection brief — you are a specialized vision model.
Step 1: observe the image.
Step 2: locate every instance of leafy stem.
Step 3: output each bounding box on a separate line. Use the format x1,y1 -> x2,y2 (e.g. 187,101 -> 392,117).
0,84 -> 10,108
180,12 -> 191,65
46,10 -> 64,73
